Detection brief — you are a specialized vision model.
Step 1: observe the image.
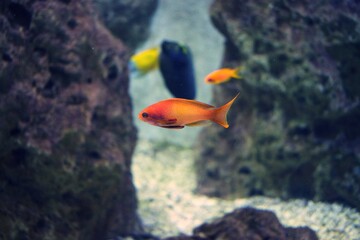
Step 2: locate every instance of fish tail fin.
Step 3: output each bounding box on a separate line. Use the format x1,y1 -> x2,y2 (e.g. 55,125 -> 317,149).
232,66 -> 243,79
211,93 -> 240,128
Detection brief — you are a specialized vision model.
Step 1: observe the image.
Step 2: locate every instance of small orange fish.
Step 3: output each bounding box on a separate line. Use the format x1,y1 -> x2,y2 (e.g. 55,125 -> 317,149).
204,67 -> 242,84
138,93 -> 239,129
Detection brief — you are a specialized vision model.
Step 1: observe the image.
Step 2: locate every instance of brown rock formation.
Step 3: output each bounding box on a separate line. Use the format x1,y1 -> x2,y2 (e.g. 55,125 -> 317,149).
0,0 -> 140,239
195,0 -> 360,210
163,207 -> 318,240
94,0 -> 159,49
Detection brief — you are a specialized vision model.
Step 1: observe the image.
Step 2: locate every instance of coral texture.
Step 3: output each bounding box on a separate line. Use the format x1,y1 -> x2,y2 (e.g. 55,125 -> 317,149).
0,0 -> 140,239
195,0 -> 360,210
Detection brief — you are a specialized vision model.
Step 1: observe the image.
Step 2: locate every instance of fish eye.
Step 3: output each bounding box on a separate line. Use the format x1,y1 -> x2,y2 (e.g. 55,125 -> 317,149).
142,112 -> 149,118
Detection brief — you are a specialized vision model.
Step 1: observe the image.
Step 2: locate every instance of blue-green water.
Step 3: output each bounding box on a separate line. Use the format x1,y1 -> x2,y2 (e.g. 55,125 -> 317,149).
130,0 -> 223,146
1,1 -> 360,240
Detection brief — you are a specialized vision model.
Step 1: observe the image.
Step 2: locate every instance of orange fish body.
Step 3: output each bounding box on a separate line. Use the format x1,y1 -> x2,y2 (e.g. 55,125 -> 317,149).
138,93 -> 239,129
204,67 -> 242,84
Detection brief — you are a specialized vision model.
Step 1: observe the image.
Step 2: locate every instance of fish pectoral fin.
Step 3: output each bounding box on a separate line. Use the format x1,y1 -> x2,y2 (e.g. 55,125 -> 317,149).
160,125 -> 184,129
185,120 -> 210,127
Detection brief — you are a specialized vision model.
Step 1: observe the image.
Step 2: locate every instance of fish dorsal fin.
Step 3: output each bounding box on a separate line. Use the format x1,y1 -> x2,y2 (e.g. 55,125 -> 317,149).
186,120 -> 211,127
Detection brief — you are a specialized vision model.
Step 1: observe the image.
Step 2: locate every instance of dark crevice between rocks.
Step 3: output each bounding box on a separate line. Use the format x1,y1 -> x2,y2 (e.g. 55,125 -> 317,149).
102,54 -> 113,66
8,3 -> 32,30
67,19 -> 77,29
107,65 -> 118,81
238,166 -> 251,174
9,127 -> 21,137
41,79 -> 59,98
248,188 -> 264,197
321,14 -> 358,42
33,47 -> 47,58
2,53 -> 12,62
288,162 -> 316,199
40,65 -> 79,98
312,107 -> 360,141
0,74 -> 14,94
224,39 -> 243,62
326,42 -> 360,100
58,0 -> 71,4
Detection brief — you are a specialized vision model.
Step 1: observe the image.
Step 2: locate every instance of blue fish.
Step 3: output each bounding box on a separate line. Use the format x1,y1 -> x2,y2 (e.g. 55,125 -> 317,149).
159,40 -> 196,99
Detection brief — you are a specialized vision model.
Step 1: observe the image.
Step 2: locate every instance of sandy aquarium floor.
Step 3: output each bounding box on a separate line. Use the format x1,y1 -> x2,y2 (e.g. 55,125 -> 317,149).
132,140 -> 360,240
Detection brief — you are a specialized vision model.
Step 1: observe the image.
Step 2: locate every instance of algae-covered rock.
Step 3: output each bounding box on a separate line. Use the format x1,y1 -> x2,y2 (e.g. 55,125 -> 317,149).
0,0 -> 140,239
94,0 -> 159,49
196,0 -> 360,210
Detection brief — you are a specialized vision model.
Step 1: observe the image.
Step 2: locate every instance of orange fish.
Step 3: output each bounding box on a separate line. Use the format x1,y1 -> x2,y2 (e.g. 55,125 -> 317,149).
204,67 -> 242,84
138,93 -> 239,129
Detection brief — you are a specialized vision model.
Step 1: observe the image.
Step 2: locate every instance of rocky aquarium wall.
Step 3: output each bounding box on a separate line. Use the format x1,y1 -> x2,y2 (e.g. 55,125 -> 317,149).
0,0 -> 145,239
196,0 -> 360,211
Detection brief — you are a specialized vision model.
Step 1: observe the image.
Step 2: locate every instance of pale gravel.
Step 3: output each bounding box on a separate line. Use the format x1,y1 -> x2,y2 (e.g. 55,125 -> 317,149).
132,140 -> 360,240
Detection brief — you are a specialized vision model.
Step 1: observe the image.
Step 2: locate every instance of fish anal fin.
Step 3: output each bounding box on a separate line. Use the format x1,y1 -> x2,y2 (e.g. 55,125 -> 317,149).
161,125 -> 184,129
186,120 -> 210,127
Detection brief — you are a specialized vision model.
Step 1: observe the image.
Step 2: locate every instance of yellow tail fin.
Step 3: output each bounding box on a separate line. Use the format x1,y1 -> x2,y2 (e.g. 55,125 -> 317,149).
212,93 -> 240,128
232,66 -> 242,79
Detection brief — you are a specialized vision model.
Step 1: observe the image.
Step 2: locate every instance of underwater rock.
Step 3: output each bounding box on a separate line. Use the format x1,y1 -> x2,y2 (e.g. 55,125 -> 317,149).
195,0 -> 360,210
94,0 -> 159,49
163,207 -> 318,240
0,1 -> 140,239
